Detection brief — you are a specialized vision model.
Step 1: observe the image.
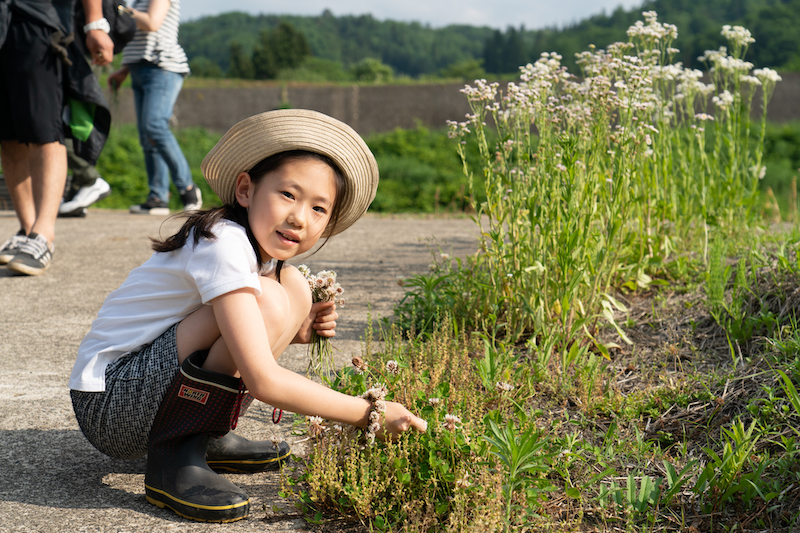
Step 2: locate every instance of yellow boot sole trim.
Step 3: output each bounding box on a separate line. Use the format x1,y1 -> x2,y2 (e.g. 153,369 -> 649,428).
145,484 -> 250,523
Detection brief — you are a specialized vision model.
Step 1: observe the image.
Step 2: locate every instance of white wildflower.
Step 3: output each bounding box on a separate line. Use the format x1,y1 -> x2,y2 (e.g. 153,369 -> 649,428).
443,414 -> 461,432
753,67 -> 782,84
721,25 -> 755,48
307,416 -> 325,437
749,165 -> 767,179
496,381 -> 514,392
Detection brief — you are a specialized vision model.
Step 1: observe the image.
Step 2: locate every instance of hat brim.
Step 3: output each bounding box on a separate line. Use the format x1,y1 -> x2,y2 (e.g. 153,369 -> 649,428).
201,109 -> 379,237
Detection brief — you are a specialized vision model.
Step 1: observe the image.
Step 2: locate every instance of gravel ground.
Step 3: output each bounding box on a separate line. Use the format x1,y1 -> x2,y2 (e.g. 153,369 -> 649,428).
0,209 -> 478,532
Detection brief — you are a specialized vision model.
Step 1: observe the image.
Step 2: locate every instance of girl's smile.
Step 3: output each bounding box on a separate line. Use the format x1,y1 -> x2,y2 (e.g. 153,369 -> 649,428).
235,158 -> 337,262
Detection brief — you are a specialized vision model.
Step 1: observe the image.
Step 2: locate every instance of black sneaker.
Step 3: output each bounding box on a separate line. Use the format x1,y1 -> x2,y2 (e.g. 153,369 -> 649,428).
6,233 -> 54,276
0,230 -> 27,265
180,186 -> 202,211
130,196 -> 170,215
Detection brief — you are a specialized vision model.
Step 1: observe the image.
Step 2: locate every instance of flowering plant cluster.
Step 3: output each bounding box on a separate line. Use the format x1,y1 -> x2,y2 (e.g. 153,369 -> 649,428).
298,265 -> 345,381
294,328 -> 550,531
446,11 -> 781,365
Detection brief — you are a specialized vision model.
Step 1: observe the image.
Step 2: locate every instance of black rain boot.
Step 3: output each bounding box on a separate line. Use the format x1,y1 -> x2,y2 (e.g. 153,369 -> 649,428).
206,392 -> 291,473
144,350 -> 250,523
206,431 -> 290,473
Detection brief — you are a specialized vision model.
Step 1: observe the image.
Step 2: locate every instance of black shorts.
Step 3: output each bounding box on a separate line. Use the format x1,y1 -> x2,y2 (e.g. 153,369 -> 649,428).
0,12 -> 65,144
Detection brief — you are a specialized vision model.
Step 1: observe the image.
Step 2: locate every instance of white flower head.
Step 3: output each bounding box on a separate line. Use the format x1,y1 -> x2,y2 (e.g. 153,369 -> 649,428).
496,381 -> 514,392
721,25 -> 755,48
307,416 -> 325,437
753,67 -> 782,84
443,414 -> 461,432
749,165 -> 767,180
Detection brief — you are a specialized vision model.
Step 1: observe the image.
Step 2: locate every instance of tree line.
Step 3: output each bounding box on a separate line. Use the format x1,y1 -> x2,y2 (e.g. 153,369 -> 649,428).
180,0 -> 800,81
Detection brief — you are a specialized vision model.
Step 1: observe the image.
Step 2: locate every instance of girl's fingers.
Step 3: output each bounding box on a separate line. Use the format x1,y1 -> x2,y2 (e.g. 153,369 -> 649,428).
313,302 -> 337,320
411,415 -> 428,433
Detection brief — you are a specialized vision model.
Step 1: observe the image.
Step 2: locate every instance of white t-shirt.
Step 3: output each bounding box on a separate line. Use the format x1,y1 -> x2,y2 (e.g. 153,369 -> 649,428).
69,220 -> 273,392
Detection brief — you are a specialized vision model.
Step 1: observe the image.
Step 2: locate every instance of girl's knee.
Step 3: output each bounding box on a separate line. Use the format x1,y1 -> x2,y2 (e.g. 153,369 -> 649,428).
276,265 -> 312,313
257,266 -> 311,326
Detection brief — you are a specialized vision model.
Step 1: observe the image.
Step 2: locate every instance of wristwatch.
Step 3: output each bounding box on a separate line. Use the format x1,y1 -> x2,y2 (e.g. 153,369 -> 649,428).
83,17 -> 111,33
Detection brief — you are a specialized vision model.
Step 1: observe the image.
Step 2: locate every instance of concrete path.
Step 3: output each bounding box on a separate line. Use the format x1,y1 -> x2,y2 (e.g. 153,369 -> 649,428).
0,210 -> 478,532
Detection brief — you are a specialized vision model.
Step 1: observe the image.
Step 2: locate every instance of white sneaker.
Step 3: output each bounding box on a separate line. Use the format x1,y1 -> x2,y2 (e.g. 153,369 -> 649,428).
59,177 -> 111,216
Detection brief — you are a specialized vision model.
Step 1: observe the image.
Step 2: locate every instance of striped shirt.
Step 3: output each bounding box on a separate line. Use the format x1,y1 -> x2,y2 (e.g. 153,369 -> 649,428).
122,0 -> 190,75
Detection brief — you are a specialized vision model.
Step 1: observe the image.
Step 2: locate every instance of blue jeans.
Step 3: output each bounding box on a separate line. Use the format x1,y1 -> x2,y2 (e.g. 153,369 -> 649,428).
129,62 -> 194,203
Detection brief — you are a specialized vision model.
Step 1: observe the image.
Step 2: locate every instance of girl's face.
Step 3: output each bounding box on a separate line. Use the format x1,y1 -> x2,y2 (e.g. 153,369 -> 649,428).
235,158 -> 337,261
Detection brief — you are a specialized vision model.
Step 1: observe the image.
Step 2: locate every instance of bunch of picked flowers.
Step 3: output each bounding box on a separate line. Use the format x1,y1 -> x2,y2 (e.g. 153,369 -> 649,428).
298,265 -> 345,382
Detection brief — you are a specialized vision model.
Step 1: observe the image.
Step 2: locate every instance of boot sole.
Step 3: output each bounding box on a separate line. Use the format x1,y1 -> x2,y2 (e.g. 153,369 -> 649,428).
145,484 -> 250,523
207,447 -> 291,473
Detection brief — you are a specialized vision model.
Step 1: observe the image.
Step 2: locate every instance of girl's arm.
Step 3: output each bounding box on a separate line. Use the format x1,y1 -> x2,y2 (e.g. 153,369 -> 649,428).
211,289 -> 426,438
129,0 -> 171,32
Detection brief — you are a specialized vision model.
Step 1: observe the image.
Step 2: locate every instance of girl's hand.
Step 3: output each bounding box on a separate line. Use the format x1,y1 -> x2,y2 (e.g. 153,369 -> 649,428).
293,301 -> 338,344
378,401 -> 428,440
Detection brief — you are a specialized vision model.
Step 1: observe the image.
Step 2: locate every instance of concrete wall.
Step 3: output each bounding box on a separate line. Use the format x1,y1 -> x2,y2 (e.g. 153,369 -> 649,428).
107,74 -> 800,136
110,82 -> 474,136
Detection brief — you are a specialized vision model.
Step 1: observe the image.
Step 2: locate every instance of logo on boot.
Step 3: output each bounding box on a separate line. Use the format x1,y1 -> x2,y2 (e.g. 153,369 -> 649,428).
178,384 -> 210,405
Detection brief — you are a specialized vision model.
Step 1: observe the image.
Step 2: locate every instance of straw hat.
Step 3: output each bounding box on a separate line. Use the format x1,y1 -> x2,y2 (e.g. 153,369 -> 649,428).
201,109 -> 379,236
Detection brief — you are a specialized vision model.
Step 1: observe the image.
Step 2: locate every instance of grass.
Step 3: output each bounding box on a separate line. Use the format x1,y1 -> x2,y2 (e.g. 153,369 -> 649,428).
273,14 -> 800,533
280,231 -> 800,532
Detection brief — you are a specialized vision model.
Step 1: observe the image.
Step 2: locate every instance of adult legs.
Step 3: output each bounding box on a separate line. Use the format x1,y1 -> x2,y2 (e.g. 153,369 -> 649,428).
66,141 -> 101,190
1,140 -> 67,244
59,142 -> 111,216
0,12 -> 66,248
129,63 -> 194,203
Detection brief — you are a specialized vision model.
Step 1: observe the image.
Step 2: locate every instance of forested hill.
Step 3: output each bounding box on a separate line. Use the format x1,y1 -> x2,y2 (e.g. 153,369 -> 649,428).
179,0 -> 800,79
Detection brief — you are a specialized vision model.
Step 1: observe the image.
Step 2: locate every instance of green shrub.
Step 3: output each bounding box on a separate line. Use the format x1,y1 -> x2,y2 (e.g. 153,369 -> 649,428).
89,122 -> 489,214
92,124 -> 222,210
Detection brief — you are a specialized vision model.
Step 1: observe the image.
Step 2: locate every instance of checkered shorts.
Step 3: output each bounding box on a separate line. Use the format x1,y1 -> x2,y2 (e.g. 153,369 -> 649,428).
71,325 -> 180,459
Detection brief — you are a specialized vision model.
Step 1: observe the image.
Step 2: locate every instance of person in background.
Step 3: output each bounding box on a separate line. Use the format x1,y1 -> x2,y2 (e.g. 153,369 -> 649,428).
107,0 -> 201,216
53,0 -> 111,219
0,0 -> 113,275
59,142 -> 112,218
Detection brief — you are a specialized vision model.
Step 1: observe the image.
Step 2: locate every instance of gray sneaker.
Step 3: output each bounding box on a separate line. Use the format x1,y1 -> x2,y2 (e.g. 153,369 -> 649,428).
0,230 -> 27,265
6,233 -> 54,276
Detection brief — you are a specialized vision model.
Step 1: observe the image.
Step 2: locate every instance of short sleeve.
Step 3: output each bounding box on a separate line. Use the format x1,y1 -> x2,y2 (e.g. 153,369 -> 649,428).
185,223 -> 263,304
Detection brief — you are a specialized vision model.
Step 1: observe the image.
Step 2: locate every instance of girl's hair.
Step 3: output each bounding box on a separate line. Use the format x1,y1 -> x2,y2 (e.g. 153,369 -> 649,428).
151,150 -> 346,283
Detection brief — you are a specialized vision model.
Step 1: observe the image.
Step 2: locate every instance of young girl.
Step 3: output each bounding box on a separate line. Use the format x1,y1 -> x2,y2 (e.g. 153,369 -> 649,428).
69,109 -> 427,523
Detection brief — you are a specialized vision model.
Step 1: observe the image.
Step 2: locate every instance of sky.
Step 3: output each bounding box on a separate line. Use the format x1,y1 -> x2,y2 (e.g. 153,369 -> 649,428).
181,0 -> 647,30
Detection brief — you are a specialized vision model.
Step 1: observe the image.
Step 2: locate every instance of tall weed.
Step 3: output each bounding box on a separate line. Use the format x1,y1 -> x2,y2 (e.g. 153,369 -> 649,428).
424,13 -> 781,359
